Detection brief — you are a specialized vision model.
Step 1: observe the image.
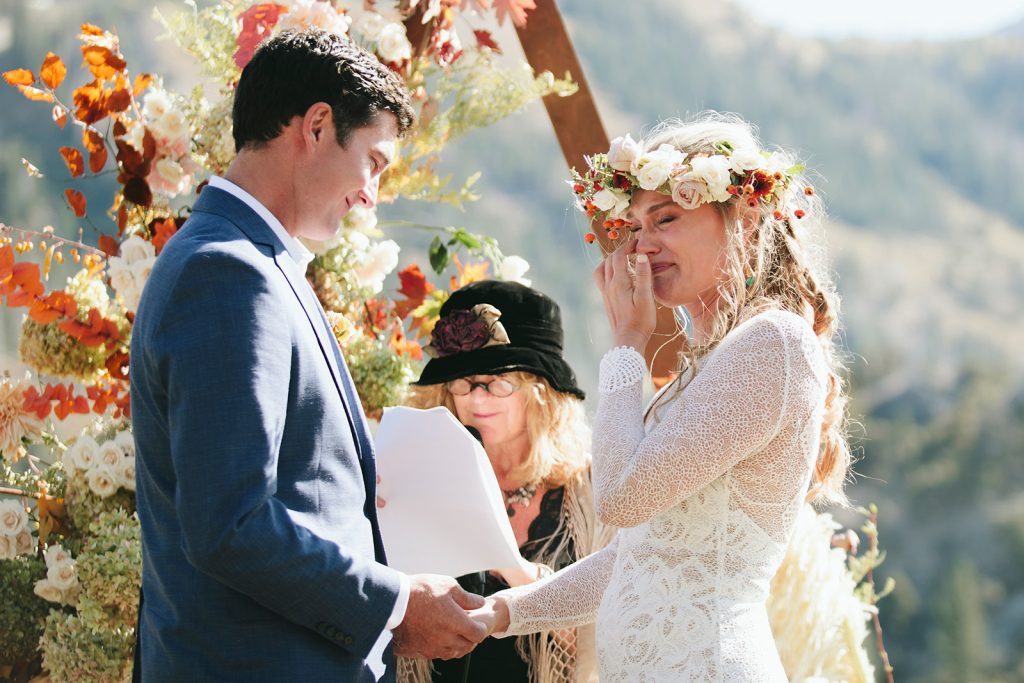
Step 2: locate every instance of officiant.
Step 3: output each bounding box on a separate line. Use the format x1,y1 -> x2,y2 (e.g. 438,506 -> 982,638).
399,280 -> 613,683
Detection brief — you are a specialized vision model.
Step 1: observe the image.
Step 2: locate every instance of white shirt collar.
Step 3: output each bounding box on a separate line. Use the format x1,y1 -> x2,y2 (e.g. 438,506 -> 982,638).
207,176 -> 315,272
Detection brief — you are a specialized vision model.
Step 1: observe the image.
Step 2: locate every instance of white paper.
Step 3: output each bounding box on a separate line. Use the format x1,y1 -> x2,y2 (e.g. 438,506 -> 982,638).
374,406 -> 523,577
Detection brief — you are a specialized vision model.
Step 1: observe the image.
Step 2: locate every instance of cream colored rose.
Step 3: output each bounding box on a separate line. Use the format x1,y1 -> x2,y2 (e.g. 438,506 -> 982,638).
688,154 -> 733,202
377,23 -> 412,63
607,134 -> 641,172
156,157 -> 185,188
592,188 -> 630,218
120,235 -> 156,264
132,256 -> 157,293
0,499 -> 28,536
117,455 -> 136,492
115,431 -> 135,459
47,560 -> 78,591
671,178 -> 709,210
499,256 -> 532,287
728,146 -> 764,173
97,440 -> 122,468
633,146 -> 684,192
68,436 -> 99,472
151,110 -> 188,144
44,543 -> 70,567
142,90 -> 172,120
0,534 -> 15,560
34,578 -> 64,603
354,240 -> 400,295
15,529 -> 34,555
351,9 -> 387,40
87,465 -> 119,498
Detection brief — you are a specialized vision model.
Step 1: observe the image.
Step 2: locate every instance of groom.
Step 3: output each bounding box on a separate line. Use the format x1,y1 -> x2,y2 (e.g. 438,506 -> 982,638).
131,29 -> 487,682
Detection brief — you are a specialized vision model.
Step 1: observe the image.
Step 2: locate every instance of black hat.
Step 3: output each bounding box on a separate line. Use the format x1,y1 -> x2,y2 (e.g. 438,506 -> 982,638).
414,280 -> 584,400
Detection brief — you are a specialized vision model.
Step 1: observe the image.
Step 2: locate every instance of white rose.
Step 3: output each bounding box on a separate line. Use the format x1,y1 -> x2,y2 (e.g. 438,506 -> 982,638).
150,109 -> 188,145
0,499 -> 29,536
0,534 -> 15,560
351,10 -> 387,41
120,235 -> 156,264
354,239 -> 400,294
118,280 -> 143,313
377,23 -> 412,63
97,440 -> 122,468
44,543 -> 71,567
499,255 -> 532,286
592,188 -> 631,218
132,256 -> 157,292
107,258 -> 136,305
142,90 -> 172,120
47,560 -> 78,591
15,529 -> 34,555
87,465 -> 119,498
633,146 -> 684,192
115,431 -> 135,459
155,158 -> 185,189
67,435 -> 99,472
687,154 -> 733,202
607,134 -> 641,172
280,0 -> 352,36
33,578 -> 64,603
117,454 -> 136,492
729,146 -> 764,173
671,178 -> 709,210
345,205 -> 378,234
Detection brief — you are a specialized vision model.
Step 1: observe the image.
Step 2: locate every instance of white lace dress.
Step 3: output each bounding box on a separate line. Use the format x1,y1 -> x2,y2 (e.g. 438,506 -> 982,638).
495,310 -> 829,682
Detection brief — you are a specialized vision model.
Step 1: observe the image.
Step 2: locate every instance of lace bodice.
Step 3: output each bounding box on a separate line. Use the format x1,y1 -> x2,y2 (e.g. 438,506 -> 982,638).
496,310 -> 829,681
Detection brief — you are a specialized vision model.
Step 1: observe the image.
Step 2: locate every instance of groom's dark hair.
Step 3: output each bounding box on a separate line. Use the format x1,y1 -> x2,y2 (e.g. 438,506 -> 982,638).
232,28 -> 414,152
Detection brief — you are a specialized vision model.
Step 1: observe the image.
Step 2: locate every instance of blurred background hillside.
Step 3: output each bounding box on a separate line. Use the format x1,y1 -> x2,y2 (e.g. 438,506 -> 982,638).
2,0 -> 1023,679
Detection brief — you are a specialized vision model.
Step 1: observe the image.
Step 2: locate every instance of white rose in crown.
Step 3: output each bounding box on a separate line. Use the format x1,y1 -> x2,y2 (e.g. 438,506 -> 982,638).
729,146 -> 764,173
87,465 -> 119,498
377,23 -> 412,63
33,578 -> 64,603
0,499 -> 28,536
671,177 -> 709,210
499,255 -> 532,287
633,145 -> 684,191
687,154 -> 733,202
606,134 -> 641,172
47,560 -> 78,591
592,188 -> 630,218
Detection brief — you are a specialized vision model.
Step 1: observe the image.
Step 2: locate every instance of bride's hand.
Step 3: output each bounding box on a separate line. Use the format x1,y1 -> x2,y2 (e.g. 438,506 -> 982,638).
467,596 -> 510,636
593,238 -> 656,351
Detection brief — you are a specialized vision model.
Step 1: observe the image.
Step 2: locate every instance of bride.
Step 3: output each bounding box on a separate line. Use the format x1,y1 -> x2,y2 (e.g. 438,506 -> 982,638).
472,112 -> 853,681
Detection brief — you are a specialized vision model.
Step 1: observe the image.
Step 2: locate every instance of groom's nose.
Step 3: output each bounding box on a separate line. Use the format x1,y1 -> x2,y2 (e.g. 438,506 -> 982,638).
356,177 -> 380,209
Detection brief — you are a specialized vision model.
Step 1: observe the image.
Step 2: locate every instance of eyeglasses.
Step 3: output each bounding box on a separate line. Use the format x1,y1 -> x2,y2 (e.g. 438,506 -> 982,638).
446,377 -> 520,398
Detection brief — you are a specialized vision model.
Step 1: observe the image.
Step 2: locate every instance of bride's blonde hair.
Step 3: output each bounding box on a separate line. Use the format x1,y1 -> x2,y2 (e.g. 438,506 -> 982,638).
644,111 -> 853,506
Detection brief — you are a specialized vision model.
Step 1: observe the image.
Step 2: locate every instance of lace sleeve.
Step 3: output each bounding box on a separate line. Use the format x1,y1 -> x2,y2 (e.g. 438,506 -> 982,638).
592,311 -> 818,528
492,535 -> 619,637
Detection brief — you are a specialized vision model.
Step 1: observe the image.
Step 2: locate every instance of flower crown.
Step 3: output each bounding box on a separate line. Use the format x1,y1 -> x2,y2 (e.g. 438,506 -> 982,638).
570,134 -> 813,243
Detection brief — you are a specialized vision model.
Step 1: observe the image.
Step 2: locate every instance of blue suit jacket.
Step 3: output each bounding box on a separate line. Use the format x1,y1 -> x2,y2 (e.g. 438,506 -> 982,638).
130,187 -> 401,682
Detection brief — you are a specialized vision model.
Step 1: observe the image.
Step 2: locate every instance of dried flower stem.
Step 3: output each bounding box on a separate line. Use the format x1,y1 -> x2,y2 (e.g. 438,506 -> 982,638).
865,508 -> 895,683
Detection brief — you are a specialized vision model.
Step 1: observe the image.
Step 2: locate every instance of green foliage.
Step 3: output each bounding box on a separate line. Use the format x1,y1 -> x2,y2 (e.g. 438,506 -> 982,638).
0,555 -> 50,666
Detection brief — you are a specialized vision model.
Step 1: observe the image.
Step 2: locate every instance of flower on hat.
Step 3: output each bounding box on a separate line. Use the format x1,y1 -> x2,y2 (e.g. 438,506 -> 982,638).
424,304 -> 510,358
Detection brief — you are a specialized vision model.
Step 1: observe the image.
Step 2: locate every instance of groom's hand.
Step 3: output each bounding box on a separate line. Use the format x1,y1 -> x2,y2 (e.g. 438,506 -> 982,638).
392,574 -> 487,660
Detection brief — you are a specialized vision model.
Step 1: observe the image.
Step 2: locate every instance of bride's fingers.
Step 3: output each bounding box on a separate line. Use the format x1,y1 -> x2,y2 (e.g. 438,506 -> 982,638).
609,240 -> 634,289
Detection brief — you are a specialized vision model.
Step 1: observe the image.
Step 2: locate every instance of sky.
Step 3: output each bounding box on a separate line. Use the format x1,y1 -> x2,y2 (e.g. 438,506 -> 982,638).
731,0 -> 1024,41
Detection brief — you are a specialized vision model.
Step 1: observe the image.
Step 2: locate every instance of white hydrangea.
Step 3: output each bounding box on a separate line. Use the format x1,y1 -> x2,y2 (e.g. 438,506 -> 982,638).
377,22 -> 412,63
499,255 -> 532,287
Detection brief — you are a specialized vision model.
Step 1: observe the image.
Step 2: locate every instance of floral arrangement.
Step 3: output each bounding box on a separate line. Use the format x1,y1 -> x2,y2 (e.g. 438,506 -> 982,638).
570,133 -> 813,242
0,1 -> 554,678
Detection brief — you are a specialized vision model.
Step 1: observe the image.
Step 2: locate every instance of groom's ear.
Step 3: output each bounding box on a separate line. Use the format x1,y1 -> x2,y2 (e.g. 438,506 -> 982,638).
302,102 -> 333,149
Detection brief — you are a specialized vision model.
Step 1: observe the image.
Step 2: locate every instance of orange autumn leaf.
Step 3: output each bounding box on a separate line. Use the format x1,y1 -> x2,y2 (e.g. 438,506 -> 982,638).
106,86 -> 131,114
104,351 -> 130,382
449,254 -> 489,290
394,263 -> 435,320
52,105 -> 67,128
133,72 -> 154,96
80,23 -> 105,36
83,128 -> 107,173
81,45 -> 127,81
2,68 -> 34,86
11,262 -> 44,297
40,52 -> 67,90
73,80 -> 107,124
17,85 -> 54,102
98,234 -> 119,257
151,218 -> 179,253
28,291 -> 78,325
59,147 -> 85,177
473,30 -> 502,54
65,188 -> 87,217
